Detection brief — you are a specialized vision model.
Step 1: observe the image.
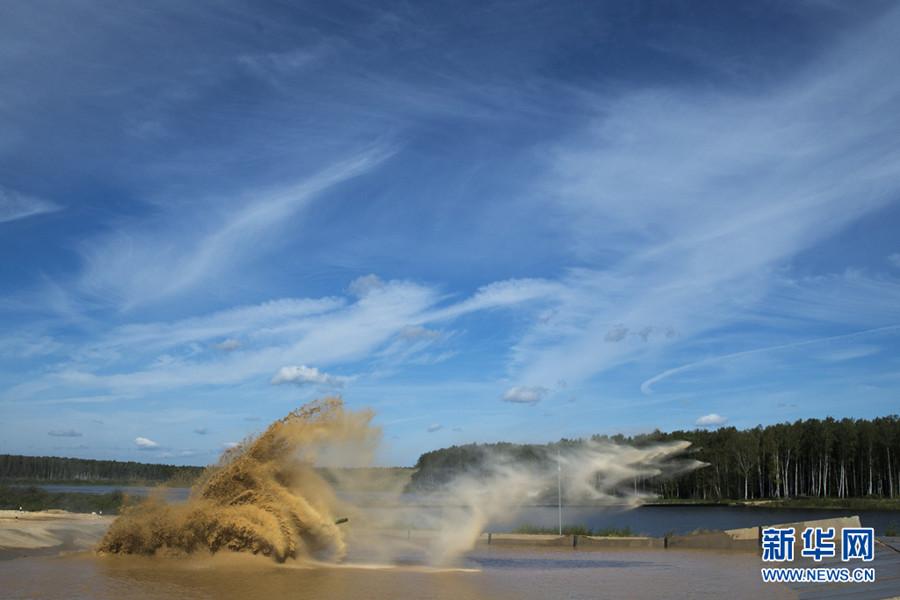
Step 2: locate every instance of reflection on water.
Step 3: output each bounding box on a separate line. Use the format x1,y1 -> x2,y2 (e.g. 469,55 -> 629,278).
0,547 -> 793,600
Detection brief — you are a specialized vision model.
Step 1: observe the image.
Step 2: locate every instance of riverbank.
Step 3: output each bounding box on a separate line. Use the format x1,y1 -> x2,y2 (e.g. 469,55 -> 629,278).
0,510 -> 114,560
645,497 -> 900,511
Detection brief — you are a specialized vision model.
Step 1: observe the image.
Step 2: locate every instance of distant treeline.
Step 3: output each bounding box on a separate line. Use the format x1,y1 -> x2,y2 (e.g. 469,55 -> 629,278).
0,485 -> 127,514
0,454 -> 204,485
408,416 -> 900,501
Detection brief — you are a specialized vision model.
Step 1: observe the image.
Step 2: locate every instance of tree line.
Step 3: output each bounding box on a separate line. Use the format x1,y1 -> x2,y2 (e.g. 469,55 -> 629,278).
407,415 -> 900,500
0,454 -> 204,484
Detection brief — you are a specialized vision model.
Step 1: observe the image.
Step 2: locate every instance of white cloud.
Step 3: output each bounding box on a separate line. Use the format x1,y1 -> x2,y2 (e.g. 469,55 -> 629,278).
502,386 -> 547,405
271,365 -> 345,387
193,427 -> 208,435
426,424 -> 443,433
0,186 -> 59,224
695,414 -> 727,427
223,441 -> 240,449
134,436 -> 159,449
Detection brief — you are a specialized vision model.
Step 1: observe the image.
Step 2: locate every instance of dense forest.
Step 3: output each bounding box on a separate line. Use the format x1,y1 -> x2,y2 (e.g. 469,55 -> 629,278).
408,416 -> 900,501
0,454 -> 204,484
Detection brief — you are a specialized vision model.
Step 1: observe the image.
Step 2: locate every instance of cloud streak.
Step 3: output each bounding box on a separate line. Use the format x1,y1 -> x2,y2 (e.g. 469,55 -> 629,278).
0,186 -> 59,224
78,148 -> 393,308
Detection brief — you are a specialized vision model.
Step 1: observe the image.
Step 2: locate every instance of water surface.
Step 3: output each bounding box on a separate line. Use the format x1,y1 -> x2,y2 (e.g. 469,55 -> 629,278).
0,547 -> 793,600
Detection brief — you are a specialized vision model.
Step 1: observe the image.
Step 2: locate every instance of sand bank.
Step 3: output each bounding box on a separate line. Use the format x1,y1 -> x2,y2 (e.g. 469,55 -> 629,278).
0,510 -> 112,559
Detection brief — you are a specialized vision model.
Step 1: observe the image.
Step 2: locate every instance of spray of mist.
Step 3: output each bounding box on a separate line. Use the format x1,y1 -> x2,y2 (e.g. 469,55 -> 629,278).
98,398 -> 703,565
390,439 -> 704,564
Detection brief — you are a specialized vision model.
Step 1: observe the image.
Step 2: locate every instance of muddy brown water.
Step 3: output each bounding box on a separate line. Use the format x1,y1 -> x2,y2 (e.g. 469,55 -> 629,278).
0,546 -> 794,600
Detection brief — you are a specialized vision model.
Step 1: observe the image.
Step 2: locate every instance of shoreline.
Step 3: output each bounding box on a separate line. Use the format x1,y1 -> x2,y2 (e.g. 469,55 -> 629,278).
0,510 -> 114,560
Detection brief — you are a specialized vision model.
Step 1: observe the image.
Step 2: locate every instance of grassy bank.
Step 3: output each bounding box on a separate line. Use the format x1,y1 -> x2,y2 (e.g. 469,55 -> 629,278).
0,485 -> 128,514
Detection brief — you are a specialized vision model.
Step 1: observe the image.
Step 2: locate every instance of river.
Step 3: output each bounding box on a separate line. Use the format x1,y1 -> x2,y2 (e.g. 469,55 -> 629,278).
18,484 -> 900,535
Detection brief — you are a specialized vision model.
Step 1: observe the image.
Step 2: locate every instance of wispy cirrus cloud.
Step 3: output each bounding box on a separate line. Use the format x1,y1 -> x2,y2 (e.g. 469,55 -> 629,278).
504,8 -> 900,391
640,324 -> 900,395
0,186 -> 59,224
77,148 -> 392,309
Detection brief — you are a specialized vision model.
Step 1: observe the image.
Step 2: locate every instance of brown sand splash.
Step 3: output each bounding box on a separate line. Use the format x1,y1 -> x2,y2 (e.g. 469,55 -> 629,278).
98,398 -> 378,562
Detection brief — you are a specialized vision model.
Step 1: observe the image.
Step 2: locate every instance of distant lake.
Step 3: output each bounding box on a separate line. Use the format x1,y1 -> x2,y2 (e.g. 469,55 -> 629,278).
491,504 -> 900,536
14,483 -> 191,502
18,484 -> 899,535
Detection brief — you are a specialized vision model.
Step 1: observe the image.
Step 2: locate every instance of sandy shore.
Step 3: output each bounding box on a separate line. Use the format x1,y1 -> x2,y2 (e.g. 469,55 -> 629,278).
0,510 -> 113,559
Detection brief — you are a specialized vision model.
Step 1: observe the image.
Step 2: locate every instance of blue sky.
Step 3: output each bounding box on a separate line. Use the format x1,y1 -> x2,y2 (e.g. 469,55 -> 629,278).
2,1 -> 900,466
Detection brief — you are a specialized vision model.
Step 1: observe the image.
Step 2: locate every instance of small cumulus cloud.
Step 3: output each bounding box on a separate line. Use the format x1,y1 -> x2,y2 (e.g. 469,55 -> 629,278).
502,386 -> 548,405
193,427 -> 209,435
426,424 -> 443,433
134,436 -> 159,449
48,429 -> 82,437
695,413 -> 727,427
214,338 -> 240,352
271,365 -> 346,387
348,274 -> 385,297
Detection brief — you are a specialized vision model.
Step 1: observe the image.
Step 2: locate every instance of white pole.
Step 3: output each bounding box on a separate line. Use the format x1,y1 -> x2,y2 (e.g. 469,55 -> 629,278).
557,447 -> 562,536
